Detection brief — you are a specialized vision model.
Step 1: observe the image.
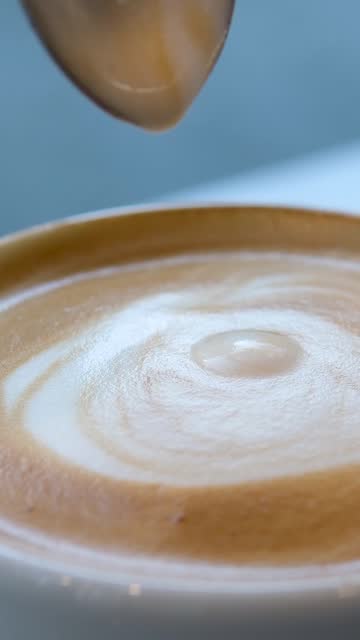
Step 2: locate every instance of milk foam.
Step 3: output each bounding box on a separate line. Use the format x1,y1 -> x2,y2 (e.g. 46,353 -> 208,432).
1,248 -> 360,574
3,253 -> 360,487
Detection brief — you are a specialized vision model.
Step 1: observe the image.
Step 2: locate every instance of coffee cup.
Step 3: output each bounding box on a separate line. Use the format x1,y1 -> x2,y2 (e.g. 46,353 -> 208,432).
1,203 -> 360,639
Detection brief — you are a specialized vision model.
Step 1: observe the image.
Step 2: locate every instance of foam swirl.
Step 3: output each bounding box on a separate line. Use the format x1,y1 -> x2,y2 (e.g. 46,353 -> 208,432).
4,252 -> 360,486
1,249 -> 360,572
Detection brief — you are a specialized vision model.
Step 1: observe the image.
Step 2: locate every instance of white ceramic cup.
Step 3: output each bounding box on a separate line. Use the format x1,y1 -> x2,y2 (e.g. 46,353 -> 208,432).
1,204 -> 360,640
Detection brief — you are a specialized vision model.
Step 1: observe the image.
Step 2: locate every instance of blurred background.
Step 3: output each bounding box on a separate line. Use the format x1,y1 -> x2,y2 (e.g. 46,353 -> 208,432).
1,0 -> 360,235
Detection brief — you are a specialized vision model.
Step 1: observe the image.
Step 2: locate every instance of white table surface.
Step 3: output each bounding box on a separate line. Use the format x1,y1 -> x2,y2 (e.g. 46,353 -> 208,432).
171,141 -> 360,214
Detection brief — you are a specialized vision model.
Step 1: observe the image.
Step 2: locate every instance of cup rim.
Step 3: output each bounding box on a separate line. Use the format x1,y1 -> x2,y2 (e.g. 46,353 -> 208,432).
1,201 -> 360,609
1,199 -> 358,247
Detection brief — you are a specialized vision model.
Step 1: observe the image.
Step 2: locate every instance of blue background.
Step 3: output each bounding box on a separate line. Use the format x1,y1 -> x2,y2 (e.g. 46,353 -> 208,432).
1,1 -> 360,234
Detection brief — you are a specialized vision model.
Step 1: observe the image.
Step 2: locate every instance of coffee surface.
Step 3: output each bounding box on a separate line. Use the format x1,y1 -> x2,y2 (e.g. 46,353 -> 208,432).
1,206 -> 360,587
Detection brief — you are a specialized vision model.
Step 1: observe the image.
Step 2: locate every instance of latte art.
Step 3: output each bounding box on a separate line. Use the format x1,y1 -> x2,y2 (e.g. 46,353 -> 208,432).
5,251 -> 360,489
2,226 -> 360,581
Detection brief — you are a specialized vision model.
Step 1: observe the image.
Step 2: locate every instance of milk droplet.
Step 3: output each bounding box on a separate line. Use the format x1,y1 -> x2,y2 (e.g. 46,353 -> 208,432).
192,330 -> 301,379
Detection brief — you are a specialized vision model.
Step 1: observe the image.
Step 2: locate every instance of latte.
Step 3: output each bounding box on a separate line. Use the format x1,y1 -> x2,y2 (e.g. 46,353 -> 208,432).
1,205 -> 360,588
